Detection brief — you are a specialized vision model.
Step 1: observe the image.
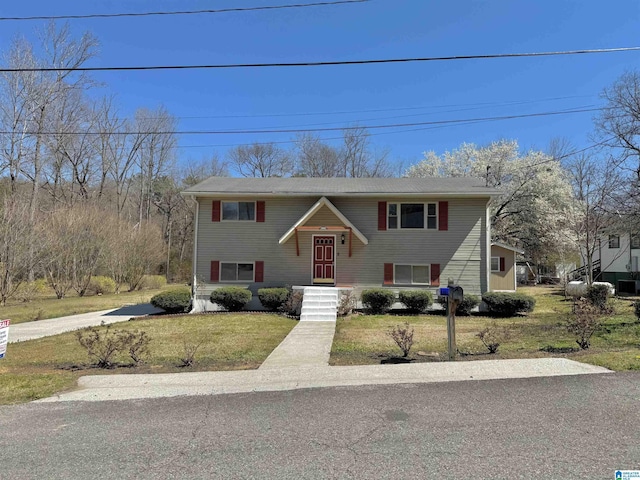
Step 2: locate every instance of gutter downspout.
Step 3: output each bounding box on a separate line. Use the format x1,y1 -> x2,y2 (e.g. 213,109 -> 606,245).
190,196 -> 201,313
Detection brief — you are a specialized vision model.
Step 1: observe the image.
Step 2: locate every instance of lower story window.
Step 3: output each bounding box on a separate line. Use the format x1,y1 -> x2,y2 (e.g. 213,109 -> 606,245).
395,264 -> 430,285
220,262 -> 254,281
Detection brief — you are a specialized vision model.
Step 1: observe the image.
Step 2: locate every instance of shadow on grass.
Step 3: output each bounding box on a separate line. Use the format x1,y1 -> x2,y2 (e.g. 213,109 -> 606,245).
380,357 -> 414,364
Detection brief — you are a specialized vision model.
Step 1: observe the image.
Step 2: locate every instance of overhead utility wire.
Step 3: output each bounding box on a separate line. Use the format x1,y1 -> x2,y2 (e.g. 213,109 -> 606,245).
1,47 -> 638,73
137,95 -> 597,121
3,107 -> 600,136
0,0 -> 368,21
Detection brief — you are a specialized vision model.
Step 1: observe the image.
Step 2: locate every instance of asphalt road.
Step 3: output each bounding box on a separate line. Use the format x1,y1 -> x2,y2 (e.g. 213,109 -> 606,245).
1,373 -> 638,479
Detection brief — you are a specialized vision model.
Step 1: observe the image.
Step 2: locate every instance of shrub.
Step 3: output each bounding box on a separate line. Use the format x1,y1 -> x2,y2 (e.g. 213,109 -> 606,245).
337,290 -> 357,316
137,275 -> 167,291
566,299 -> 602,350
150,288 -> 192,314
456,294 -> 480,316
14,278 -> 49,302
586,284 -> 612,312
280,290 -> 303,317
178,342 -> 202,367
482,292 -> 536,317
75,323 -> 151,368
388,322 -> 415,357
361,288 -> 395,314
258,287 -> 290,311
398,290 -> 433,313
476,323 -> 511,353
634,300 -> 640,322
210,287 -> 252,312
88,276 -> 116,295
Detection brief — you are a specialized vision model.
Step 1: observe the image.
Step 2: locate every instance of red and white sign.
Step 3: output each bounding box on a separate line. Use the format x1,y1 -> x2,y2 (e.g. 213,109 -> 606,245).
0,319 -> 9,359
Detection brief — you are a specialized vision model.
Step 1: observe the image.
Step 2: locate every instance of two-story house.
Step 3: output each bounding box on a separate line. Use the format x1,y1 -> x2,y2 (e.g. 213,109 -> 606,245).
182,177 -> 500,310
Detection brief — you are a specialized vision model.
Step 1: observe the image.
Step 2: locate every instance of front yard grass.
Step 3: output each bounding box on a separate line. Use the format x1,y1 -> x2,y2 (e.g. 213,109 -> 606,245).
0,287 -> 172,325
0,313 -> 296,405
331,286 -> 640,371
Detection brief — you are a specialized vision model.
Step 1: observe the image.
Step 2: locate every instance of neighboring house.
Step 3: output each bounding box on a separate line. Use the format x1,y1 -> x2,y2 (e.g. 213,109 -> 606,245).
181,177 -> 500,310
588,232 -> 640,292
490,242 -> 524,292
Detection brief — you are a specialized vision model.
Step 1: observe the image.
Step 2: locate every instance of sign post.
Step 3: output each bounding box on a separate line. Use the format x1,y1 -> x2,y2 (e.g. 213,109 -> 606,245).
447,285 -> 463,361
0,319 -> 10,359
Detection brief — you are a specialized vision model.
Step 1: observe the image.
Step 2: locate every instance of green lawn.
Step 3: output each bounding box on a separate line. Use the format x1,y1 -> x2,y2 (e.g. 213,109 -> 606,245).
0,287 -> 172,325
0,313 -> 296,405
331,286 -> 640,371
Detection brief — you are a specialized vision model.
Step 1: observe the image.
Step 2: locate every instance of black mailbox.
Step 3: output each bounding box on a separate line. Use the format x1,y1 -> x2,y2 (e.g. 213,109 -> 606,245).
450,285 -> 464,303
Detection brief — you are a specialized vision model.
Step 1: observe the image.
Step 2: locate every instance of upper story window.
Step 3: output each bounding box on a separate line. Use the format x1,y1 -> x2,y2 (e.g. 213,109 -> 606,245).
388,203 -> 437,229
222,201 -> 255,221
609,234 -> 620,249
632,234 -> 640,249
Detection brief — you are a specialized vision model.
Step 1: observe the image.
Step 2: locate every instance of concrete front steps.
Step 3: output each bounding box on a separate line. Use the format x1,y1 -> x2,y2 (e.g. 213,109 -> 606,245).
300,286 -> 339,322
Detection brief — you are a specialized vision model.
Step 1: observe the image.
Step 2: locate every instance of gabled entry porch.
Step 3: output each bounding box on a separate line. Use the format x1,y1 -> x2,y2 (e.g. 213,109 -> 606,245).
278,196 -> 368,286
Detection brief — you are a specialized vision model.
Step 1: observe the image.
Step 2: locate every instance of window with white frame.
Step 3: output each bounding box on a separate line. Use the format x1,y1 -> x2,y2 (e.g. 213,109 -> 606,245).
220,262 -> 254,281
394,264 -> 430,285
388,203 -> 437,229
491,257 -> 501,272
222,201 -> 255,221
609,235 -> 620,249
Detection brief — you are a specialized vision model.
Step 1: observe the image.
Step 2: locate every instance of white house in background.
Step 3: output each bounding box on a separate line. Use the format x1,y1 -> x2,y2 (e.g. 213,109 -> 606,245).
590,232 -> 640,293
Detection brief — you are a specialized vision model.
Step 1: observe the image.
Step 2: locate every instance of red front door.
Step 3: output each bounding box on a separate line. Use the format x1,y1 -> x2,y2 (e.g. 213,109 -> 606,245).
313,236 -> 335,283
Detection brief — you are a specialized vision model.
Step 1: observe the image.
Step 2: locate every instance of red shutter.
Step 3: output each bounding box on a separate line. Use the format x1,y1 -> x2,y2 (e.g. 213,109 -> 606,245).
212,200 -> 221,222
438,201 -> 448,231
378,202 -> 387,231
255,261 -> 264,282
256,201 -> 265,222
500,257 -> 505,272
383,263 -> 394,285
210,260 -> 220,282
431,264 -> 440,287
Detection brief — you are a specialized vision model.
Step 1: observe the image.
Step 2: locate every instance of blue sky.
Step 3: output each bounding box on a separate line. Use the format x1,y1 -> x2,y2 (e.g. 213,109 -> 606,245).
1,0 -> 640,173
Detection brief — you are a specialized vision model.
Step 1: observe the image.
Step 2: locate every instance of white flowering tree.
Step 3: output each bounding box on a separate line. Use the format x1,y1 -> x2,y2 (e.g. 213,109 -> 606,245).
405,140 -> 576,267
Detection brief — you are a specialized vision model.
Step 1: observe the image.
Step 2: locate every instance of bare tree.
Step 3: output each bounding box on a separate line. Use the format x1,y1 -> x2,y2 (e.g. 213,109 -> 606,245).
228,143 -> 292,178
340,127 -> 392,177
134,107 -> 176,223
0,196 -> 35,304
295,133 -> 340,177
566,154 -> 623,283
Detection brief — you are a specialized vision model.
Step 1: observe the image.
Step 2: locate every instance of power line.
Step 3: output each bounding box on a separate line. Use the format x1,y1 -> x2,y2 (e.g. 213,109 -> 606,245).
140,95 -> 598,121
1,47 -> 639,73
0,0 -> 368,21
5,106 -> 600,136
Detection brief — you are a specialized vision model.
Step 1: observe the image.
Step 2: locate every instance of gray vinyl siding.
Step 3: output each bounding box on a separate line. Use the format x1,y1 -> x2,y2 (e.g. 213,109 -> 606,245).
195,195 -> 488,296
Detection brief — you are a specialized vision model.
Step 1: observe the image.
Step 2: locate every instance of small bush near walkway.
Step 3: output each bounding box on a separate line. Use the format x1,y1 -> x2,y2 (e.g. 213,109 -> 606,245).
388,322 -> 414,357
258,288 -> 290,311
210,287 -> 252,312
476,323 -> 510,353
280,290 -> 303,317
76,324 -> 150,368
482,292 -> 535,317
398,290 -> 433,313
361,288 -> 395,314
150,288 -> 192,314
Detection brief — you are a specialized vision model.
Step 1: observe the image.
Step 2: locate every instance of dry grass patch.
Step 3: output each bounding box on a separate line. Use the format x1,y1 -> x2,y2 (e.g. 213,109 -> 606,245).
0,313 -> 296,405
331,286 -> 640,368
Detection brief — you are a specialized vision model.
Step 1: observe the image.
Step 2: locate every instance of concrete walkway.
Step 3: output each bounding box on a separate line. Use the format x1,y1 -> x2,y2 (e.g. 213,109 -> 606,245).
9,304 -> 163,343
259,321 -> 336,369
37,358 -> 611,403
